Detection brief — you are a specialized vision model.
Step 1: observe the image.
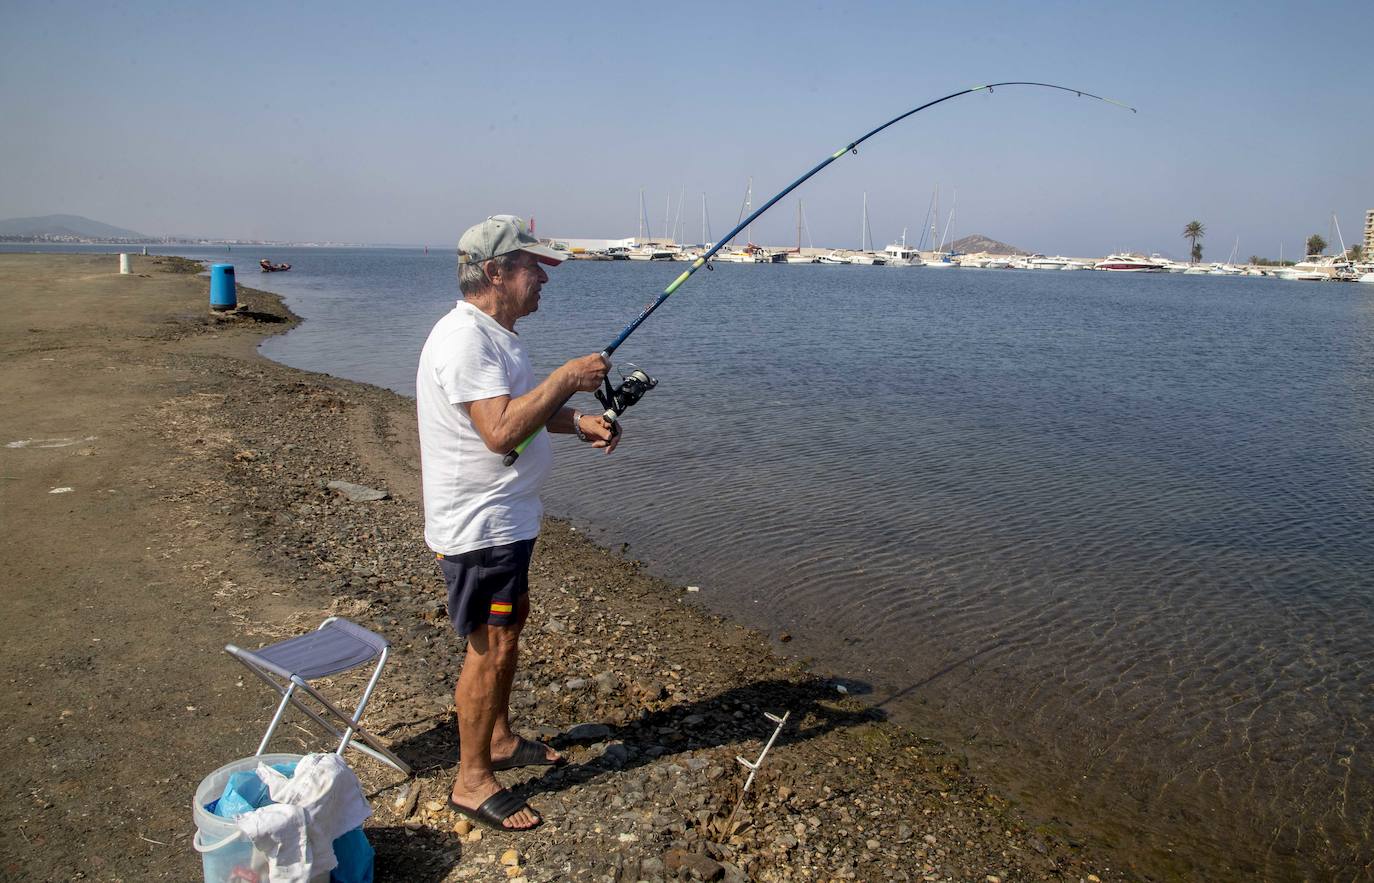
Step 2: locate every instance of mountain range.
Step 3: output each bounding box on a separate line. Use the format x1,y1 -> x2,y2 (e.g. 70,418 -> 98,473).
0,214 -> 149,240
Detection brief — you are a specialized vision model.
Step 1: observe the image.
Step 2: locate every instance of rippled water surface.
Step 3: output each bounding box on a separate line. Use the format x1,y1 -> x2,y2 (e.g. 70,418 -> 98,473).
15,245 -> 1372,878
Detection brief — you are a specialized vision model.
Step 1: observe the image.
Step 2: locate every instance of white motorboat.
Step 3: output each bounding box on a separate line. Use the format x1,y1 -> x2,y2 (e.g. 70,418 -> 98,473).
924,254 -> 957,268
785,252 -> 819,264
850,252 -> 887,266
883,233 -> 924,267
1028,255 -> 1072,270
1094,253 -> 1165,272
627,246 -> 676,261
1358,273 -> 1374,284
983,257 -> 1011,269
819,251 -> 852,265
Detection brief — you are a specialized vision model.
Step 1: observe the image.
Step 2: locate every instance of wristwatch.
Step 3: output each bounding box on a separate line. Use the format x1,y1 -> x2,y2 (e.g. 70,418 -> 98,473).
572,410 -> 589,442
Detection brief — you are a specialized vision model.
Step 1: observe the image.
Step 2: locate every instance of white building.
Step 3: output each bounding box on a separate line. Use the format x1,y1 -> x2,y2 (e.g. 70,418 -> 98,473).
546,237 -> 637,253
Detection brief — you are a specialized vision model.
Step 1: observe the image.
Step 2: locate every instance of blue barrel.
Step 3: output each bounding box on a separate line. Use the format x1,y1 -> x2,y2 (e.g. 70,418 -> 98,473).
210,264 -> 237,311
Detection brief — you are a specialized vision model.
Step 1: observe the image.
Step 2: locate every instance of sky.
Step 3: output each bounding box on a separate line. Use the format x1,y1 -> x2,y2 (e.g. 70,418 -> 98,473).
2,0 -> 1371,259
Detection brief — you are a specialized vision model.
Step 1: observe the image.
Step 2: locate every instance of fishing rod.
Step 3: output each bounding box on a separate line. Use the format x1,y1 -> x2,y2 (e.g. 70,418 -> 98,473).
503,81 -> 1135,466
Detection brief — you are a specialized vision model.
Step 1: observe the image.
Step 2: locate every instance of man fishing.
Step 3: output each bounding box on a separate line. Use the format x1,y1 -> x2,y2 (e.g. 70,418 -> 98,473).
416,214 -> 620,832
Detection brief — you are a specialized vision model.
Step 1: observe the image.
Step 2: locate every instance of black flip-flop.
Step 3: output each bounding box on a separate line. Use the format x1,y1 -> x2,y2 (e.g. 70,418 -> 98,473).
490,735 -> 566,772
448,788 -> 543,832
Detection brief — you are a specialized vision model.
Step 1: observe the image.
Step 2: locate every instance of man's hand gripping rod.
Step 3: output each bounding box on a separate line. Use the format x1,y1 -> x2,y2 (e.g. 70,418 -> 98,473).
500,355 -> 656,467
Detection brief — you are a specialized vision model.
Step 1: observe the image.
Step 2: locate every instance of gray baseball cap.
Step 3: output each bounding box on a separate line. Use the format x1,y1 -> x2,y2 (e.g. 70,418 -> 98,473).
458,215 -> 566,266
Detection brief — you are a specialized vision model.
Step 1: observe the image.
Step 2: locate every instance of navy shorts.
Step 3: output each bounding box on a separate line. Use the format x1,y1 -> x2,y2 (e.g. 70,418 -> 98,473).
436,539 -> 535,637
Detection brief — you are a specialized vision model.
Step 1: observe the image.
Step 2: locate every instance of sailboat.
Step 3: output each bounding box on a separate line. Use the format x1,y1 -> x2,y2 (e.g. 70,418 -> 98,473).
1208,236 -> 1242,275
1291,213 -> 1358,281
924,188 -> 957,268
786,201 -> 819,263
849,193 -> 887,265
627,188 -> 674,260
717,179 -> 769,263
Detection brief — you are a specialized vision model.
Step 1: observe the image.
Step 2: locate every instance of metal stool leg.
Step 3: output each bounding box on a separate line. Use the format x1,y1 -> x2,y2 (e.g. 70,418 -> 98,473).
338,647 -> 389,756
257,680 -> 298,756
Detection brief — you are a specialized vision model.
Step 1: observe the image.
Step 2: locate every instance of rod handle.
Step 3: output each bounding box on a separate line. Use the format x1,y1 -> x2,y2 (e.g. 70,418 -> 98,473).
502,427 -> 544,466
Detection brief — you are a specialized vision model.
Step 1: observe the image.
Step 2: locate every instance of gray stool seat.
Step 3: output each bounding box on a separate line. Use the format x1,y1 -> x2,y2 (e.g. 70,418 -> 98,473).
226,616 -> 411,775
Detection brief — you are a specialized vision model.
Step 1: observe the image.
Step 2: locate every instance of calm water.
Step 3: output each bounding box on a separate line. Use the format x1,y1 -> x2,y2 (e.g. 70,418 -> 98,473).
14,245 -> 1374,878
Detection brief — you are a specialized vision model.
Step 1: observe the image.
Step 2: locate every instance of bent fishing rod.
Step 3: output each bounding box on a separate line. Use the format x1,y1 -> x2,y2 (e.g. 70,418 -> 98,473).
503,81 -> 1135,466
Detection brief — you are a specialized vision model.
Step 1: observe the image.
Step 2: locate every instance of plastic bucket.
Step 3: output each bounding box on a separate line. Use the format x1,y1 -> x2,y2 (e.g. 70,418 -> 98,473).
209,264 -> 237,311
191,753 -> 328,883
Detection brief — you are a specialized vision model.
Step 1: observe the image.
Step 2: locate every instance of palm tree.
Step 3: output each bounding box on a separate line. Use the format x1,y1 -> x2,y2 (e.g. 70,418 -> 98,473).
1183,221 -> 1205,265
1306,234 -> 1327,257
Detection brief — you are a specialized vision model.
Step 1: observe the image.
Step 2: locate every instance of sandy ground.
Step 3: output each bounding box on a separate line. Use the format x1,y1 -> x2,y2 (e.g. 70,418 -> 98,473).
0,254 -> 1129,882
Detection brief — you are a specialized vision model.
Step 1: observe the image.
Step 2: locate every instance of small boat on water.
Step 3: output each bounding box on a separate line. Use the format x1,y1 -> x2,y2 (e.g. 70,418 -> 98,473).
626,244 -> 676,261
1094,253 -> 1164,272
883,241 -> 923,267
260,260 -> 291,272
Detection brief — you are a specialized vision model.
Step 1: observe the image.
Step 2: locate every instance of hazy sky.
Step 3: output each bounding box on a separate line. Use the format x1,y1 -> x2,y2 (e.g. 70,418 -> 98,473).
3,0 -> 1371,258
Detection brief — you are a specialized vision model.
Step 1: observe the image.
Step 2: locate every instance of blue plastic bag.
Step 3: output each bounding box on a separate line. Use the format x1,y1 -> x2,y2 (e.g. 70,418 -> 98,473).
330,828 -> 374,883
212,762 -> 298,819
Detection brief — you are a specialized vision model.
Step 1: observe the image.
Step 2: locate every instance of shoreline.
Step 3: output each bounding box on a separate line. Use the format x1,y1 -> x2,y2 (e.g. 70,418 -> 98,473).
2,253 -> 1130,880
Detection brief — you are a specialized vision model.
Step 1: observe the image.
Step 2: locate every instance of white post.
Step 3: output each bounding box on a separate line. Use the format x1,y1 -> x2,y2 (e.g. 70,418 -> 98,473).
119,254 -> 132,274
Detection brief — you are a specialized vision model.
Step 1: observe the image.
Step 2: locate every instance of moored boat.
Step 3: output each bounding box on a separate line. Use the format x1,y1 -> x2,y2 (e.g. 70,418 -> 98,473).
1094,253 -> 1164,272
883,239 -> 923,267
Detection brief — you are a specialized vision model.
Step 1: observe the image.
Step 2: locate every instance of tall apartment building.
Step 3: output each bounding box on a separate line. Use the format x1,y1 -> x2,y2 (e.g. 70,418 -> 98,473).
1366,209 -> 1373,256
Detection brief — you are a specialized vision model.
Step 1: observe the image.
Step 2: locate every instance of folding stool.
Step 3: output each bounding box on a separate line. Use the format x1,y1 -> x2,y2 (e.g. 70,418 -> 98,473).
226,616 -> 411,775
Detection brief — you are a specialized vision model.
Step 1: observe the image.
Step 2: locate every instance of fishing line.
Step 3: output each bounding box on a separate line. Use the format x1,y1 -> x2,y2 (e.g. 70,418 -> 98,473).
504,81 -> 1135,465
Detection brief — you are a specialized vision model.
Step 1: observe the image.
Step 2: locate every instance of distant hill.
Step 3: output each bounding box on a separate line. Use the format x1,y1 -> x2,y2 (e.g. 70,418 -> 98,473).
950,233 -> 1027,255
0,214 -> 149,240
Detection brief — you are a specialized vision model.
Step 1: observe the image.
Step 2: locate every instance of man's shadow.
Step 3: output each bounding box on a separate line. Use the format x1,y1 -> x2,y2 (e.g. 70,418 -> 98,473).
387,676 -> 882,796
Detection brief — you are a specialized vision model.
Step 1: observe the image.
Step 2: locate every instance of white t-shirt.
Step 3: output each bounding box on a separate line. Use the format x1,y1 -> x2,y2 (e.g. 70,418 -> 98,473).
416,300 -> 553,556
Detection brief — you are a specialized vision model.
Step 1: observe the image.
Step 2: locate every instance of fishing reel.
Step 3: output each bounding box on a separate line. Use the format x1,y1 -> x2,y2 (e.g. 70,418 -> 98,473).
595,367 -> 657,429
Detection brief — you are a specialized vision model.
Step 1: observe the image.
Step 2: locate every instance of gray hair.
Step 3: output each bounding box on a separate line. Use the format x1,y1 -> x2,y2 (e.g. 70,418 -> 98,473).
458,253 -> 517,296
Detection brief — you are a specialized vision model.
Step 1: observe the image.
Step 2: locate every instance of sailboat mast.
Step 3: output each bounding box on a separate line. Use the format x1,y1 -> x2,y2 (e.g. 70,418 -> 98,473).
745,178 -> 753,246
676,185 -> 686,245
1333,212 -> 1349,259
861,192 -> 868,251
937,189 -> 956,253
931,188 -> 940,253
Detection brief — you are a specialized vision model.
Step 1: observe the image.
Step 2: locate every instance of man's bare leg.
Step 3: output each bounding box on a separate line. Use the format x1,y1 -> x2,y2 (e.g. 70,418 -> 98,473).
449,620 -> 540,829
483,596 -> 561,766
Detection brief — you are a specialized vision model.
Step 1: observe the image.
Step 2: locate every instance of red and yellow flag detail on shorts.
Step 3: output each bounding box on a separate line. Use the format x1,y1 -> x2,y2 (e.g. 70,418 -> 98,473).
490,601 -> 513,616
